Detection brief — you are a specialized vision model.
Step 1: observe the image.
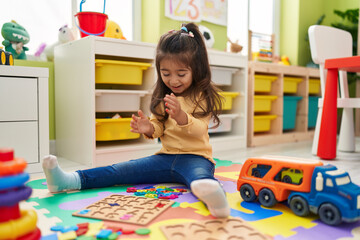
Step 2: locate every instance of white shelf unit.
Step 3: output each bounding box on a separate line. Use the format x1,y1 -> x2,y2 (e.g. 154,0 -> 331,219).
0,66 -> 49,173
54,36 -> 247,167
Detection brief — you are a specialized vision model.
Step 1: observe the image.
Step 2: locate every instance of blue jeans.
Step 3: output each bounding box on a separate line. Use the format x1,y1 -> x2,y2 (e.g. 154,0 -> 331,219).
76,154 -> 216,189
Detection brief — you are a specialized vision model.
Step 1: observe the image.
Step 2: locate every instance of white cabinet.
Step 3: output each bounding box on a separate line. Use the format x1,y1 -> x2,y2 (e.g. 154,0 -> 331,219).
54,36 -> 247,167
0,66 -> 49,173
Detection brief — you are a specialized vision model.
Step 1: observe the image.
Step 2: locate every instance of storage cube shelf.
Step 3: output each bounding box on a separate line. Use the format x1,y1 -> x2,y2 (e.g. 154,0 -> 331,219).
283,76 -> 303,93
248,62 -> 319,147
283,96 -> 303,130
211,66 -> 237,86
96,118 -> 140,141
253,115 -> 277,132
55,37 -> 247,167
208,114 -> 239,133
95,90 -> 149,112
95,59 -> 151,85
309,78 -> 321,95
308,96 -> 320,128
254,95 -> 277,112
254,74 -> 277,93
219,92 -> 240,110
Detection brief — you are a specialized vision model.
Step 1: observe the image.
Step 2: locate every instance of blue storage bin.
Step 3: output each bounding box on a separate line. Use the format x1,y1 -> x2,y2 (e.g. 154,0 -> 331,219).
283,96 -> 303,130
308,96 -> 320,128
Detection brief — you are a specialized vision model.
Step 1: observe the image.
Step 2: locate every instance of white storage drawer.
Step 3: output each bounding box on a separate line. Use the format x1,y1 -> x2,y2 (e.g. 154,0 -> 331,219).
0,121 -> 39,163
95,90 -> 148,112
0,77 -> 38,121
208,114 -> 239,133
211,66 -> 237,86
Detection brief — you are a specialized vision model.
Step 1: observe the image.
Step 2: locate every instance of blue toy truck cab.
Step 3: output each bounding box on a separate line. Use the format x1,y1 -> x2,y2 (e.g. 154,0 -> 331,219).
288,165 -> 360,225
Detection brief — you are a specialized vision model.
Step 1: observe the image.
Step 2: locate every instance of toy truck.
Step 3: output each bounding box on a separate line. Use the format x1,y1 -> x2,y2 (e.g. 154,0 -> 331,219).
237,156 -> 360,225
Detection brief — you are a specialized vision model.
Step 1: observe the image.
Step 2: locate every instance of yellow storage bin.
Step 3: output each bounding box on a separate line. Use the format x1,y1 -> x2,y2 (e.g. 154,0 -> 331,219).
96,118 -> 140,141
95,59 -> 151,85
254,95 -> 277,112
253,115 -> 277,132
254,74 -> 277,93
219,92 -> 240,110
309,78 -> 321,95
283,77 -> 303,93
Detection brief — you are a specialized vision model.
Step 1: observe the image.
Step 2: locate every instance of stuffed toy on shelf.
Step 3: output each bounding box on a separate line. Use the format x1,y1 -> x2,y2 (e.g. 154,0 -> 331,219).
104,20 -> 126,40
1,20 -> 30,60
44,25 -> 75,61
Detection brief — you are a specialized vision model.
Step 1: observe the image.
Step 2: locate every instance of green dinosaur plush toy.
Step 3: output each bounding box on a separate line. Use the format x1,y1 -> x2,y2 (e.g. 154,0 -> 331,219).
1,20 -> 30,60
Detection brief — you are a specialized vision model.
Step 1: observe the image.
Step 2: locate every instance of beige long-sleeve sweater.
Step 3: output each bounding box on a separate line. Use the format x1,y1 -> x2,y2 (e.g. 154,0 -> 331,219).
145,96 -> 214,164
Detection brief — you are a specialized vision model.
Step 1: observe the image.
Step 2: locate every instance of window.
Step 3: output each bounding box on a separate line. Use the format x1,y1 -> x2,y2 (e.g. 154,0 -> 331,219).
249,164 -> 271,178
76,0 -> 134,40
326,178 -> 334,187
227,0 -> 279,56
0,0 -> 135,56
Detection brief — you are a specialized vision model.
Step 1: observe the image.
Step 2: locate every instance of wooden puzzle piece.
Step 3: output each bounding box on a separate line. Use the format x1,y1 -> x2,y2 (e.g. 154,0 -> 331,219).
160,217 -> 272,240
72,194 -> 175,225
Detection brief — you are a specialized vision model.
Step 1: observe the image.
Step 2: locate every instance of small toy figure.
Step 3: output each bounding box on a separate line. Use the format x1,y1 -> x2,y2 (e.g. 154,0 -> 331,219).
1,20 -> 30,60
279,55 -> 290,65
104,20 -> 126,40
44,25 -> 75,61
227,38 -> 243,53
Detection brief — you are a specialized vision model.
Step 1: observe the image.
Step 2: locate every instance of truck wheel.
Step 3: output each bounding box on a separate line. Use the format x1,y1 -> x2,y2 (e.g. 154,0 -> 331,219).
289,196 -> 309,217
240,184 -> 256,202
318,203 -> 342,225
0,50 -> 5,65
282,175 -> 292,184
258,188 -> 277,207
6,52 -> 13,66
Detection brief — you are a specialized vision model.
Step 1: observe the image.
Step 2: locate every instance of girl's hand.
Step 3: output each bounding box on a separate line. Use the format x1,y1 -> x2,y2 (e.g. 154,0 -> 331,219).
130,110 -> 154,138
164,93 -> 188,125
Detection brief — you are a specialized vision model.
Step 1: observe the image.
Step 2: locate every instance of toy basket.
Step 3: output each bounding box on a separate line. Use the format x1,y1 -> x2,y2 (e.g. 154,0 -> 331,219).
75,0 -> 108,38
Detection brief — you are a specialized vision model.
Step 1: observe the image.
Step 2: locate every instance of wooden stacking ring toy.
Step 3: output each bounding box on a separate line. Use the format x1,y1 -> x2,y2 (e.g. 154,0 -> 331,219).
0,157 -> 27,176
17,227 -> 41,240
0,172 -> 29,190
0,209 -> 38,240
0,148 -> 14,161
0,186 -> 32,207
0,148 -> 26,176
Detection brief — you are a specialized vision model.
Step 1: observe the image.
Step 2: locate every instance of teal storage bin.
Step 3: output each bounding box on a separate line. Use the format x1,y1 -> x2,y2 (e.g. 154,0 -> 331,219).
283,96 -> 303,130
308,96 -> 320,128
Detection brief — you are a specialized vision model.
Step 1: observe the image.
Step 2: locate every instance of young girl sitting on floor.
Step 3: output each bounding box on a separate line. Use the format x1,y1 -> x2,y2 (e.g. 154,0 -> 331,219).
43,22 -> 230,218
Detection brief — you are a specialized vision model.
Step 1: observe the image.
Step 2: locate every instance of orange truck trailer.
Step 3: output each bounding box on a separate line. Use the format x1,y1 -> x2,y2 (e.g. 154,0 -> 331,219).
237,156 -> 322,207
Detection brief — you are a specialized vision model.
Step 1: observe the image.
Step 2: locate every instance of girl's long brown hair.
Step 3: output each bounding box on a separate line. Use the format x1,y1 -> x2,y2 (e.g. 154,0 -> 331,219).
150,22 -> 223,127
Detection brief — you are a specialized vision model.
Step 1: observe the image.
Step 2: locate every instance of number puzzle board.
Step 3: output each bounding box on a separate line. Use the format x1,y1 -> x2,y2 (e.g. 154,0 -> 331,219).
72,194 -> 174,225
161,217 -> 272,240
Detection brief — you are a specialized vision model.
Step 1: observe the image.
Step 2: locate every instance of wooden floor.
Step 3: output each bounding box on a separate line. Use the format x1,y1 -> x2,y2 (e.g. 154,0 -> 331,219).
31,138 -> 360,184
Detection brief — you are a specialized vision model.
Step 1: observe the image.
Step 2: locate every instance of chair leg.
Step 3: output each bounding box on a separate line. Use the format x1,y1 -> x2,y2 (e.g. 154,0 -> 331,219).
312,108 -> 322,155
338,108 -> 356,152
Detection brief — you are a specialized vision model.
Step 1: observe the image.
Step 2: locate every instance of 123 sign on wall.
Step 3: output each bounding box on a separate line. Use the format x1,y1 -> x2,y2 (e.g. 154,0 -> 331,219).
165,0 -> 227,26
